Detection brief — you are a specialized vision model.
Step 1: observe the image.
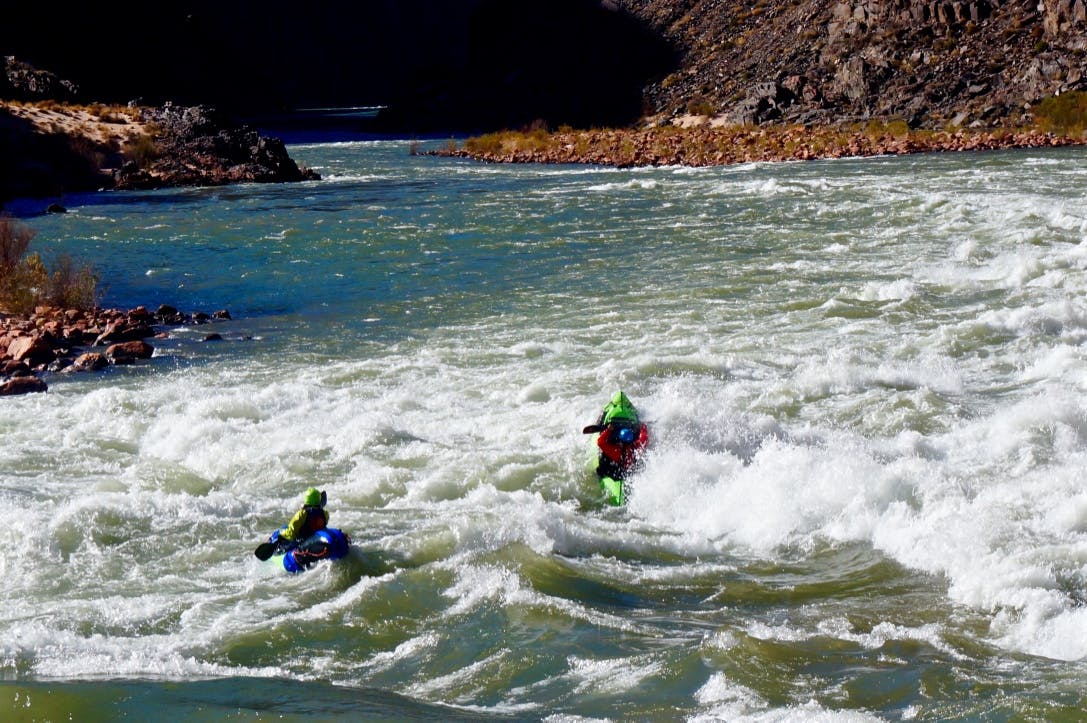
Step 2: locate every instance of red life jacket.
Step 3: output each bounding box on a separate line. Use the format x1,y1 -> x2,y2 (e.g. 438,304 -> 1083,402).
596,422 -> 649,472
301,506 -> 328,536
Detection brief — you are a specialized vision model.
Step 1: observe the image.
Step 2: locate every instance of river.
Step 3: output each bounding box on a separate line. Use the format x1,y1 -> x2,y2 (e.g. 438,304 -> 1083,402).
2,140 -> 1087,720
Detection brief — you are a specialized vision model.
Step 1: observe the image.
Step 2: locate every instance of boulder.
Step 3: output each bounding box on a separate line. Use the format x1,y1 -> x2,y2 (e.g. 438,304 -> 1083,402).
67,351 -> 109,372
0,376 -> 47,395
93,319 -> 155,345
128,306 -> 155,324
7,334 -> 54,367
105,340 -> 154,364
1,359 -> 32,377
156,304 -> 185,324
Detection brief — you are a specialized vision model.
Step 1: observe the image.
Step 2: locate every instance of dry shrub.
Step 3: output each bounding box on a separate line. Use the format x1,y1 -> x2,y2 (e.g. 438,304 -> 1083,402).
0,254 -> 48,316
0,216 -> 98,314
686,98 -> 716,116
48,253 -> 99,310
0,215 -> 34,272
123,134 -> 159,169
464,133 -> 504,155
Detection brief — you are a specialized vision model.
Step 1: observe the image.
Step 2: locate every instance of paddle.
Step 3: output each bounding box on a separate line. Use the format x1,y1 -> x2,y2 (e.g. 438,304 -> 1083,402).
254,542 -> 276,561
582,424 -> 603,434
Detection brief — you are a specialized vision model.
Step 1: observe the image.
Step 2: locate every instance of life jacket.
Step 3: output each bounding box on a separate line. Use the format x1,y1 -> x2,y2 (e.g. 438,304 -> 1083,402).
283,504 -> 329,542
300,505 -> 329,536
596,421 -> 649,473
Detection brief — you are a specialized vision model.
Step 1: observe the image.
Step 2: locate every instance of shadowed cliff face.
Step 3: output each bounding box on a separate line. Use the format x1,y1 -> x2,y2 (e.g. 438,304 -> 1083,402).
377,0 -> 678,132
0,0 -> 676,133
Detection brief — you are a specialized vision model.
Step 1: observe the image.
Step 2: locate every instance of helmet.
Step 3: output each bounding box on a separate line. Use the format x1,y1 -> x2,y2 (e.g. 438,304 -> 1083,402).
617,426 -> 635,443
303,487 -> 323,507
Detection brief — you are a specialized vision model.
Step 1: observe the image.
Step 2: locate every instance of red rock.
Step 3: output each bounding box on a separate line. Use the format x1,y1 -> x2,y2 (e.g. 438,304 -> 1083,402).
0,376 -> 47,395
68,352 -> 109,371
105,340 -> 154,362
128,306 -> 154,323
94,320 -> 153,346
7,335 -> 54,366
1,360 -> 31,376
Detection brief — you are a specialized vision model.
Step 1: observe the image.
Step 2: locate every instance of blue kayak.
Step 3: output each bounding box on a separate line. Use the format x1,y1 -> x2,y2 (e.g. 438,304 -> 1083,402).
263,527 -> 351,573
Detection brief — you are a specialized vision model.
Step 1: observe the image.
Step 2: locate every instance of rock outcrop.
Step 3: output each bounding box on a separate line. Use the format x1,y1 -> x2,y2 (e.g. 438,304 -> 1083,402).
112,104 -> 319,190
0,58 -> 319,203
1,56 -> 79,102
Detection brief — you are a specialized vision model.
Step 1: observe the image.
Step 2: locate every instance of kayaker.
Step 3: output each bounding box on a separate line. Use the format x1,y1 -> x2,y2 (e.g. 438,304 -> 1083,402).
276,487 -> 329,550
586,390 -> 649,480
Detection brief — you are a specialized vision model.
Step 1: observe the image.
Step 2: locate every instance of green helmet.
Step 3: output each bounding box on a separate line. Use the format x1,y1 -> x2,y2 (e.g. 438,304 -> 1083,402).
303,487 -> 323,507
602,390 -> 638,423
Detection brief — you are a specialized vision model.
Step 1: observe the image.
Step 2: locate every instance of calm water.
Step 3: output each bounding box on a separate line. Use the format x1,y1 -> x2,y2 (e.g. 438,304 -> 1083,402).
3,141 -> 1087,720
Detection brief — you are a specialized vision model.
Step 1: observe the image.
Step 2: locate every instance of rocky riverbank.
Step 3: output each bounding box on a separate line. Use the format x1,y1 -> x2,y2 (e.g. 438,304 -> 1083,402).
0,304 -> 230,396
434,122 -> 1087,167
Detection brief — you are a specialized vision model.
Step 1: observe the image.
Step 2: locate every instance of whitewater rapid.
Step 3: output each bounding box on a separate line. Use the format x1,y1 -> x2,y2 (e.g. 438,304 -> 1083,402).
3,142 -> 1087,718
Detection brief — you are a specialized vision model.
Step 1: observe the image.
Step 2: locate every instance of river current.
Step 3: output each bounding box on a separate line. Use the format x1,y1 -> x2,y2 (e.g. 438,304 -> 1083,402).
3,140 -> 1087,720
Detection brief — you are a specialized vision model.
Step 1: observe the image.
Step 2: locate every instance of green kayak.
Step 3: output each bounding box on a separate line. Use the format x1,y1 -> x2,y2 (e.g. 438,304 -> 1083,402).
600,475 -> 625,506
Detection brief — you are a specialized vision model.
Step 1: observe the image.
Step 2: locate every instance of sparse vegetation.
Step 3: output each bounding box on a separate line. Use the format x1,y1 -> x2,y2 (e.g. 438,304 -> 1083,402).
67,135 -> 106,171
464,132 -> 504,155
1034,91 -> 1087,135
47,253 -> 99,310
686,98 -> 716,116
463,129 -> 553,155
0,216 -> 98,314
123,133 -> 159,169
0,215 -> 33,271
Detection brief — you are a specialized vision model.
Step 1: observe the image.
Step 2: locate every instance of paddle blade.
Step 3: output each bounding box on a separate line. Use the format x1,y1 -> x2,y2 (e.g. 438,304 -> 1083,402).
254,542 -> 276,561
582,424 -> 603,434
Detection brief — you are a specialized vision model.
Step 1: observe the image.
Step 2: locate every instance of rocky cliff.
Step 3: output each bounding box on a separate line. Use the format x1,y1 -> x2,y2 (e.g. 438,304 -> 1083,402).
617,0 -> 1087,128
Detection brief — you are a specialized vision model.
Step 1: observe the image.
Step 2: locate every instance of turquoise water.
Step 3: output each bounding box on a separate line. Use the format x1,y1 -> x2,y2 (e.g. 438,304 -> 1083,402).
3,141 -> 1087,720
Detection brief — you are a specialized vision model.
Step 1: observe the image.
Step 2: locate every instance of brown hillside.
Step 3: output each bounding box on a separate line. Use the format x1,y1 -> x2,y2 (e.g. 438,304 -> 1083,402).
617,0 -> 1087,129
